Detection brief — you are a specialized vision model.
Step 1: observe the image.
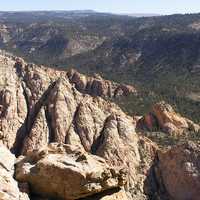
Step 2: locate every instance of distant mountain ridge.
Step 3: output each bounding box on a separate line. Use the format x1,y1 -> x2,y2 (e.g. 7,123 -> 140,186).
117,13 -> 161,17
0,11 -> 199,122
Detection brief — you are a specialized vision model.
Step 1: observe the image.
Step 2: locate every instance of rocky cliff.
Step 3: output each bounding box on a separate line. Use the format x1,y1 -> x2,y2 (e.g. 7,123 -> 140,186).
0,53 -> 137,154
0,53 -> 200,200
0,54 -> 155,199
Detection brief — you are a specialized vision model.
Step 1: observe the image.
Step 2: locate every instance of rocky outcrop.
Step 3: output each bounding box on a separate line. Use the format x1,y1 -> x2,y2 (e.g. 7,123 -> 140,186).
21,107 -> 49,154
5,53 -> 200,200
0,55 -> 27,150
0,144 -> 29,200
0,54 -> 137,156
67,69 -> 137,98
156,142 -> 200,200
16,143 -> 127,200
95,114 -> 142,199
0,54 -> 158,199
137,101 -> 200,135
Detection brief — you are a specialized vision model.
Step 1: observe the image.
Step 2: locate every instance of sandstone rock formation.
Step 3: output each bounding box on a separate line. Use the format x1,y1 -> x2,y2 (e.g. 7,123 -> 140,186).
137,101 -> 200,135
67,69 -> 137,98
0,55 -> 27,150
0,53 -> 158,200
0,144 -> 29,200
16,143 -> 127,199
156,141 -> 200,200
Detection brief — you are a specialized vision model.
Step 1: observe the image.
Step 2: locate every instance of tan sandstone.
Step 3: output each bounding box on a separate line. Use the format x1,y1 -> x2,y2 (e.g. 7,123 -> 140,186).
0,144 -> 29,200
16,143 -> 127,200
137,101 -> 200,135
157,141 -> 200,200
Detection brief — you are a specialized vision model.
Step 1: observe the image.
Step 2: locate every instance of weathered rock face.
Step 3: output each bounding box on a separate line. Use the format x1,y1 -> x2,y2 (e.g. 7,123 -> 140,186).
156,142 -> 200,200
137,101 -> 200,135
0,55 -> 27,150
0,53 -> 167,200
95,114 -> 141,198
0,54 -> 138,156
67,69 -> 137,98
16,143 -> 127,200
0,144 -> 29,200
2,52 -> 200,200
22,107 -> 49,154
0,54 -> 160,200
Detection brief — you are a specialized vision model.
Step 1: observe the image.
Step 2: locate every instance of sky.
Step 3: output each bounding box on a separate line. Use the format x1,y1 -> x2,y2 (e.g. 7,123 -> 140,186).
0,0 -> 200,15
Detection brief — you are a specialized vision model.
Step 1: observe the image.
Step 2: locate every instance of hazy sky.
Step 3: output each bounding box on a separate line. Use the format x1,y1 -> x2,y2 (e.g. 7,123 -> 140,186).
0,0 -> 200,14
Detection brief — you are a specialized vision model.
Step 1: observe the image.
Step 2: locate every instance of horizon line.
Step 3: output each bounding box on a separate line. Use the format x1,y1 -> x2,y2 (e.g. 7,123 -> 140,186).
0,9 -> 199,16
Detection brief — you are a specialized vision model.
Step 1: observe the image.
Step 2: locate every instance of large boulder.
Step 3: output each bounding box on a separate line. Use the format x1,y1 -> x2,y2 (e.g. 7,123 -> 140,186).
137,101 -> 200,135
156,142 -> 200,200
15,143 -> 127,200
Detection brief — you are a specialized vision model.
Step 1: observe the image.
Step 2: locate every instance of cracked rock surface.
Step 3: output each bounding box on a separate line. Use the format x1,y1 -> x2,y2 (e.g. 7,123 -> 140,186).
16,143 -> 127,200
0,54 -> 151,200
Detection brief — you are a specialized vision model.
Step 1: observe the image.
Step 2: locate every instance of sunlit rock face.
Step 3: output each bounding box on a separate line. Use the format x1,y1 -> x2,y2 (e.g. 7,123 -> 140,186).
3,53 -> 200,200
16,143 -> 127,200
156,142 -> 200,200
0,144 -> 29,200
137,101 -> 200,135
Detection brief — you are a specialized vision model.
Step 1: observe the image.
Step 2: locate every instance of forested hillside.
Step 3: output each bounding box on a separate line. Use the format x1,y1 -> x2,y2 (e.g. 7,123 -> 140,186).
0,11 -> 199,121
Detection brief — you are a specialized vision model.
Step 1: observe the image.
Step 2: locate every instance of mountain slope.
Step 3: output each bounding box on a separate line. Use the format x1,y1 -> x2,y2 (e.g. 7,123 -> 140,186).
0,11 -> 200,122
